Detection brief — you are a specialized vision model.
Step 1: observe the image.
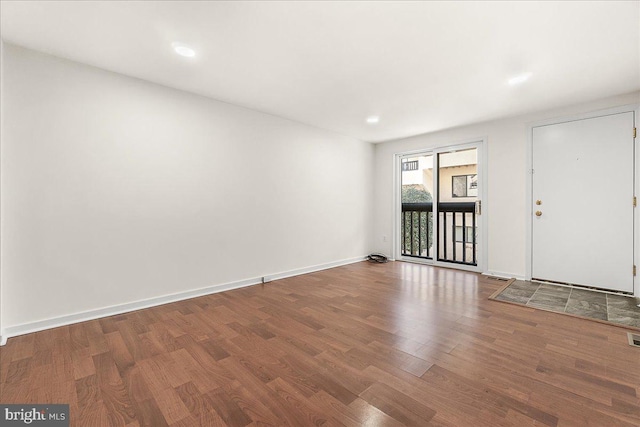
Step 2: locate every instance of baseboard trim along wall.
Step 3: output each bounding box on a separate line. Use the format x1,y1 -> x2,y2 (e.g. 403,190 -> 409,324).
0,255 -> 367,345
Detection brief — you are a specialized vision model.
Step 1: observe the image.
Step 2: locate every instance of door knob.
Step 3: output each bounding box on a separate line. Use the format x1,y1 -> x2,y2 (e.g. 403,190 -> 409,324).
535,211 -> 542,217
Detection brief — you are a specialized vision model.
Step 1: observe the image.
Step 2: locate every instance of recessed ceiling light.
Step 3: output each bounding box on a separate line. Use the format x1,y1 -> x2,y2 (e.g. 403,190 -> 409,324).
172,42 -> 196,58
508,72 -> 532,86
366,116 -> 380,124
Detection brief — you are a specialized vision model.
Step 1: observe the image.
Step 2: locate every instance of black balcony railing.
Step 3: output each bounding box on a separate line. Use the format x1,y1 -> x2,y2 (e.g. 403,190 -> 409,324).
401,202 -> 477,266
401,202 -> 433,259
438,202 -> 477,265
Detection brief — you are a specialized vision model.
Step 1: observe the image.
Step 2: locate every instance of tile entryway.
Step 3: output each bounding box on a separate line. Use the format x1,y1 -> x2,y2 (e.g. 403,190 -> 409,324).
492,280 -> 640,329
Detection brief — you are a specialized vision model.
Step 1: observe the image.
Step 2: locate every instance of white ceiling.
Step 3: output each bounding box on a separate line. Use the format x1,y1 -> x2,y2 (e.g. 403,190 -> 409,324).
2,1 -> 639,143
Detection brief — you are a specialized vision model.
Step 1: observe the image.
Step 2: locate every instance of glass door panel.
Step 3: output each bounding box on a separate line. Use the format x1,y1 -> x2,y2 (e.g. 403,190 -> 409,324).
400,154 -> 434,259
437,148 -> 478,266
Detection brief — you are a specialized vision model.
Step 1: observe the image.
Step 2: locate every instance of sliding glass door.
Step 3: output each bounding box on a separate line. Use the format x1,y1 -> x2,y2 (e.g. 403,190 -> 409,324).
398,142 -> 482,271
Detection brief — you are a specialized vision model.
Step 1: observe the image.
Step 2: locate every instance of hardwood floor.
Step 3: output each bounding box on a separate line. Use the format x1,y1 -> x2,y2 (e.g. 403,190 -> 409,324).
1,261 -> 639,426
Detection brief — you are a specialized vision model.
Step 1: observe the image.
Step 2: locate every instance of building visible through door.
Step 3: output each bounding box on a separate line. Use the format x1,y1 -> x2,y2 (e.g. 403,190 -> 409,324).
437,149 -> 478,265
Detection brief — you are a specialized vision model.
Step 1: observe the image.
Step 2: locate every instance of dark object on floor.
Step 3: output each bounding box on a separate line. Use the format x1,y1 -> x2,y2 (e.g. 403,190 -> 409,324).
367,253 -> 388,263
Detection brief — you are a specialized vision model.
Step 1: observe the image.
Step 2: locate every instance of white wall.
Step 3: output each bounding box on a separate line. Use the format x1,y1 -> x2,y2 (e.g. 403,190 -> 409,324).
1,44 -> 374,331
373,91 -> 640,278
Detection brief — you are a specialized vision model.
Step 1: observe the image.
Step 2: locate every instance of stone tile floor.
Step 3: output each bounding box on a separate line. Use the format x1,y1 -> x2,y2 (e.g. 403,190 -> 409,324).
492,280 -> 640,328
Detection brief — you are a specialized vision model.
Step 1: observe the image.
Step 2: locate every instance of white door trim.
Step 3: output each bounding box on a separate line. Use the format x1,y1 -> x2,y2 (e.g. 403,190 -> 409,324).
525,104 -> 639,297
392,137 -> 488,274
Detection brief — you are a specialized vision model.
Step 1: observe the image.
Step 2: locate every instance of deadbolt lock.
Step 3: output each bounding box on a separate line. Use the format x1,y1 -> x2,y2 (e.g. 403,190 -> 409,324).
536,200 -> 542,205
535,211 -> 542,217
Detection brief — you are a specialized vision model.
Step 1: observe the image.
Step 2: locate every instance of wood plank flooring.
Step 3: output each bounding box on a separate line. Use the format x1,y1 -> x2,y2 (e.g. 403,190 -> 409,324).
1,261 -> 639,426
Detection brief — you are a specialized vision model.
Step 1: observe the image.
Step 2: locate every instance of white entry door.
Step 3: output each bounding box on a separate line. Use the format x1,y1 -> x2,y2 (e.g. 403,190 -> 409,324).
532,112 -> 635,293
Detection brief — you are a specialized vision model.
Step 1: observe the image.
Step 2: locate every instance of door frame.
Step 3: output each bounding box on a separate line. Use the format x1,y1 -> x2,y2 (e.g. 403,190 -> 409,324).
525,104 -> 639,297
393,137 -> 488,273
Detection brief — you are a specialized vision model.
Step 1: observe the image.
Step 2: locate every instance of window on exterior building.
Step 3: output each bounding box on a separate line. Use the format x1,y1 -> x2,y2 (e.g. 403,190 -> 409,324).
402,160 -> 419,171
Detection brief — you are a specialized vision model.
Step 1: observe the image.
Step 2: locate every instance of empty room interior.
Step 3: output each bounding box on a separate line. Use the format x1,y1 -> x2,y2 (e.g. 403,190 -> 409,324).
1,1 -> 640,426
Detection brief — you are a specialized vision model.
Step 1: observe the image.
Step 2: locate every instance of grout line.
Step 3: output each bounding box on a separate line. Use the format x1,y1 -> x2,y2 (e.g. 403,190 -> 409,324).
525,283 -> 542,306
562,287 -> 572,313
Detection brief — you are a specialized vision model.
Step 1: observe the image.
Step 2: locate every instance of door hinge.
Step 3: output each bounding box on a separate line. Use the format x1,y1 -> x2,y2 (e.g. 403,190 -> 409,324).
634,128 -> 637,139
634,265 -> 636,276
634,196 -> 637,207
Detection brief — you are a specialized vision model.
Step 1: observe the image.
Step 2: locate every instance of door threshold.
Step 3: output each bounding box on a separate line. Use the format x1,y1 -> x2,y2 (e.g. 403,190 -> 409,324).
400,257 -> 481,273
531,278 -> 633,296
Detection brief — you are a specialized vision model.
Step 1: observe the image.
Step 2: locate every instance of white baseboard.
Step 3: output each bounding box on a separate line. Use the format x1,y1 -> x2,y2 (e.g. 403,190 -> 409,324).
0,255 -> 367,345
262,256 -> 366,282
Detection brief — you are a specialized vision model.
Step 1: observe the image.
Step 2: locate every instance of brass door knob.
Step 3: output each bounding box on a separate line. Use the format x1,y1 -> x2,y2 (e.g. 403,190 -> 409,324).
535,211 -> 542,217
